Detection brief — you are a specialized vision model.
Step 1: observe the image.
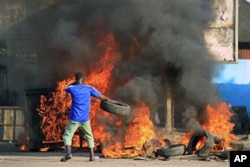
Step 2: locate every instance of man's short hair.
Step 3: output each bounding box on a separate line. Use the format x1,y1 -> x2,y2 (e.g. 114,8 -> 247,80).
75,72 -> 84,80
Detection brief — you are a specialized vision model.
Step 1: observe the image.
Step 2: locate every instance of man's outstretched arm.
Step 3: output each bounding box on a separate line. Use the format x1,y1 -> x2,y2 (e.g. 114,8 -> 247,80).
99,94 -> 109,101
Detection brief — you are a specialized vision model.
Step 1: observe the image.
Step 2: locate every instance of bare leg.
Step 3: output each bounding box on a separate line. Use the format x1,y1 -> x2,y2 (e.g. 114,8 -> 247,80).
89,147 -> 95,161
60,145 -> 72,162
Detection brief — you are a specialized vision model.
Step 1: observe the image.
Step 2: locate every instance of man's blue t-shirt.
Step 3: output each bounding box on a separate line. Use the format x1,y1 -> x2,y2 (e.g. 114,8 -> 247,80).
65,83 -> 101,122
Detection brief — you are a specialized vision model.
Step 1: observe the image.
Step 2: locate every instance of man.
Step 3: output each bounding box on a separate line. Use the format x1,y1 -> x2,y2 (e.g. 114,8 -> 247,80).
60,72 -> 109,162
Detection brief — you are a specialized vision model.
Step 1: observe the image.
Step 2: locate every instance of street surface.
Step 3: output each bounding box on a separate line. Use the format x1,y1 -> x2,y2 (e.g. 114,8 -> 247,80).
0,152 -> 229,167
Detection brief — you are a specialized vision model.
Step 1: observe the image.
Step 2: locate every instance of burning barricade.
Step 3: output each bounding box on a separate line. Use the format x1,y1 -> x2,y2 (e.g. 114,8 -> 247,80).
17,31 -> 245,161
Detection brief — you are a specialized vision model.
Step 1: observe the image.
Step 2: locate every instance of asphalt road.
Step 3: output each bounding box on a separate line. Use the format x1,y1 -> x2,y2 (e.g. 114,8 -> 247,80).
0,151 -> 230,167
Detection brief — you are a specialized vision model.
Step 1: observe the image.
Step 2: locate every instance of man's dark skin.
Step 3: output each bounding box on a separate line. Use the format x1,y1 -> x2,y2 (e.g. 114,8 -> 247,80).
61,73 -> 109,162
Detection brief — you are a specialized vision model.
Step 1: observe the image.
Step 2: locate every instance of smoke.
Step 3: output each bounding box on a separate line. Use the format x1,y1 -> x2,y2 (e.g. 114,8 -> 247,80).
44,0 -> 220,130
5,0 -> 221,130
106,0 -> 218,129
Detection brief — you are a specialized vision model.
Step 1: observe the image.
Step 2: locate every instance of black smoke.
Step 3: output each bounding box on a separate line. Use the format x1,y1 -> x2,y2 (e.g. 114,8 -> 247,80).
7,0 -> 222,131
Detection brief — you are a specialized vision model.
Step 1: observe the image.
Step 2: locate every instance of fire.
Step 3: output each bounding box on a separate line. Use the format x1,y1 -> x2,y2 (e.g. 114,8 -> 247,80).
38,78 -> 73,143
36,32 -> 120,145
101,103 -> 155,158
204,102 -> 237,150
125,103 -> 154,149
18,130 -> 30,151
19,138 -> 29,151
35,31 -> 164,157
33,27 -> 236,157
182,101 -> 237,153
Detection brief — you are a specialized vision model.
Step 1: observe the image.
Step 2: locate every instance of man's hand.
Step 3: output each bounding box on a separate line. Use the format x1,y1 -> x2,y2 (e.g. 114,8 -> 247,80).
100,94 -> 109,101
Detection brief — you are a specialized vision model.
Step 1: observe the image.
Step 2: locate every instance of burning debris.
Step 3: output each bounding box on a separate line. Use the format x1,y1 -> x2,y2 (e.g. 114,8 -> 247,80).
14,0 -> 244,161
33,56 -> 237,160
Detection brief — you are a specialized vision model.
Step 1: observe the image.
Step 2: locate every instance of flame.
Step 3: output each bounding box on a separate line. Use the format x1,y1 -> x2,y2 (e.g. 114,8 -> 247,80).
101,103 -> 155,158
18,132 -> 29,151
33,26 -> 237,157
19,141 -> 29,151
203,102 -> 237,150
182,101 -> 237,153
34,30 -> 169,158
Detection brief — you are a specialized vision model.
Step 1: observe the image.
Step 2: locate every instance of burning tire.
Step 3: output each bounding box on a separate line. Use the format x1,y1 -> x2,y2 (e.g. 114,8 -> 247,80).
100,99 -> 131,116
156,144 -> 186,158
186,130 -> 214,156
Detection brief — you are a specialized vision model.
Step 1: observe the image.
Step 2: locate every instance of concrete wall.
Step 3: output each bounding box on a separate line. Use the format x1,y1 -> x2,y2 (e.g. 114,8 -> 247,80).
205,0 -> 238,62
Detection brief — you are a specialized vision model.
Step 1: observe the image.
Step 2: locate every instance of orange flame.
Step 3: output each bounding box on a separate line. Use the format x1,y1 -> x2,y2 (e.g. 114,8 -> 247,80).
35,28 -> 237,157
101,103 -> 155,158
203,102 -> 237,150
36,32 -> 165,158
182,102 -> 237,153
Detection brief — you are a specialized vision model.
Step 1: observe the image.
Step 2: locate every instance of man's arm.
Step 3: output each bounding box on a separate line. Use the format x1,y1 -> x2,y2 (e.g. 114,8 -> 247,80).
99,94 -> 109,101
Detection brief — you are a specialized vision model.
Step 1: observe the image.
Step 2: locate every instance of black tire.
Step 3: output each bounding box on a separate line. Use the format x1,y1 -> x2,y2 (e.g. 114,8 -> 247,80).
186,131 -> 205,154
197,131 -> 214,156
100,100 -> 131,116
186,130 -> 214,156
156,144 -> 186,158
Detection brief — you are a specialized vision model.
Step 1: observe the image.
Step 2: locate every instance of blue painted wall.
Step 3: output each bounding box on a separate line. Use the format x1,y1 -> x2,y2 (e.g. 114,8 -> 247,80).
215,83 -> 250,117
212,60 -> 250,118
